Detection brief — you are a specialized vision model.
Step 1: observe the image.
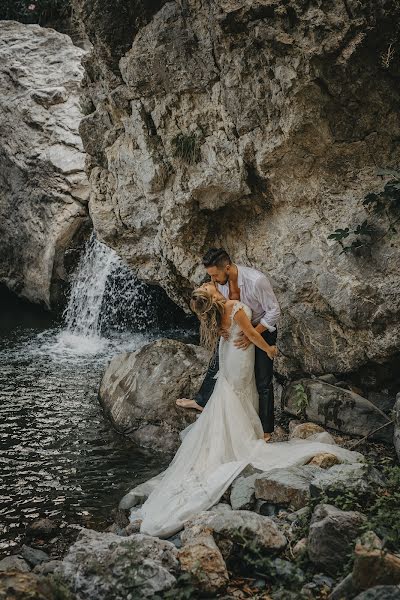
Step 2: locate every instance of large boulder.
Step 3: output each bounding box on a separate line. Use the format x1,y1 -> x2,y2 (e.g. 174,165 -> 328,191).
72,0 -> 400,385
99,339 -> 209,453
310,463 -> 385,499
0,21 -> 90,308
56,527 -> 179,599
254,465 -> 322,510
182,510 -> 287,561
283,379 -> 394,442
307,504 -> 367,575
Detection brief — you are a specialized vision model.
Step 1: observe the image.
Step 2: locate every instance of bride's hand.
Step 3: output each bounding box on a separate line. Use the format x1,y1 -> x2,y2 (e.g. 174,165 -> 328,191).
234,332 -> 252,350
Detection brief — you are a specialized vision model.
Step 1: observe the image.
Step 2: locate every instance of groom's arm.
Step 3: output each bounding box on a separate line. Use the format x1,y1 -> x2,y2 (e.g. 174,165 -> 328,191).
234,275 -> 280,349
255,275 -> 281,332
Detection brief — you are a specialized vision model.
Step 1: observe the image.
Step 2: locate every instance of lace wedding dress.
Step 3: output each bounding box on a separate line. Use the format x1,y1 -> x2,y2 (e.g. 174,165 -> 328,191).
130,302 -> 363,538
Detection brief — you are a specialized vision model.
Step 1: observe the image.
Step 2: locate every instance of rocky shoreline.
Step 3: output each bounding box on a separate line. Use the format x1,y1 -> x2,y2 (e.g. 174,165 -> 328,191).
1,339 -> 399,600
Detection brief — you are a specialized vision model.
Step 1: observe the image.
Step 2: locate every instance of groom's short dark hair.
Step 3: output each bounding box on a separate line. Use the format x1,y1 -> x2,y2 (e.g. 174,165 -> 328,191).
202,248 -> 231,268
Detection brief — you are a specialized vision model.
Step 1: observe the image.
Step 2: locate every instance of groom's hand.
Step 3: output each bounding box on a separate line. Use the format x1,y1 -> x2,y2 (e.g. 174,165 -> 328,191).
218,326 -> 230,340
234,332 -> 251,350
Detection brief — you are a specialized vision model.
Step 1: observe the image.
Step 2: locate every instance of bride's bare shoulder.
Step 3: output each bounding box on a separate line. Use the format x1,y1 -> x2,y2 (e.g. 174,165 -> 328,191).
224,300 -> 244,318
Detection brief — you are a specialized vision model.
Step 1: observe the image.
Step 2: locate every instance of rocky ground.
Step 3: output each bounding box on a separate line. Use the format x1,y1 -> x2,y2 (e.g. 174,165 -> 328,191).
1,339 -> 399,600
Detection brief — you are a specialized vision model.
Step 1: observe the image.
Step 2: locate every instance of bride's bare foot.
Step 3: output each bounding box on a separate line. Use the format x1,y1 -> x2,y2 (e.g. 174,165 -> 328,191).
263,432 -> 272,442
267,345 -> 278,360
176,398 -> 204,412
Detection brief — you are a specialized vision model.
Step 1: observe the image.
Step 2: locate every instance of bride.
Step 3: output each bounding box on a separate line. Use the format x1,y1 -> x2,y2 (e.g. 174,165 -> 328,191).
130,282 -> 363,538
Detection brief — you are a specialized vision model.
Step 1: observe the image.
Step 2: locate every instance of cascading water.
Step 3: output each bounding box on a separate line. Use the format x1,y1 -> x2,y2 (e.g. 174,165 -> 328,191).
63,235 -> 121,339
57,234 -> 156,354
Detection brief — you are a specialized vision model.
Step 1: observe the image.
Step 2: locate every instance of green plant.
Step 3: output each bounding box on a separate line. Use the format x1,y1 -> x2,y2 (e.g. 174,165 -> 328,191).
328,170 -> 400,254
45,574 -> 76,600
155,572 -> 199,599
171,132 -> 201,165
0,0 -> 71,24
293,383 -> 309,416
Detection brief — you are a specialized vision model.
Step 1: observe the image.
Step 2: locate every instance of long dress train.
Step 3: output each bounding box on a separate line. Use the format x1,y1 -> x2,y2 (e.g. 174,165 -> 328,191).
130,302 -> 363,538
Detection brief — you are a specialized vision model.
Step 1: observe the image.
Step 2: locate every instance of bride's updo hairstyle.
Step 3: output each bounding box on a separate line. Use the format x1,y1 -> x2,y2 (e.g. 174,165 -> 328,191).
190,286 -> 225,354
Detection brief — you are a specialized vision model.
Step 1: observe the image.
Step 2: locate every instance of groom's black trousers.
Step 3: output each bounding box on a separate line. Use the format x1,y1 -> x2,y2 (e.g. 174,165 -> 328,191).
194,329 -> 277,433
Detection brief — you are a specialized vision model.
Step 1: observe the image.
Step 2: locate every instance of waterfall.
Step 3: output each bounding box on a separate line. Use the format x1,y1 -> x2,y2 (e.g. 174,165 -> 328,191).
63,235 -> 121,338
57,234 -> 154,354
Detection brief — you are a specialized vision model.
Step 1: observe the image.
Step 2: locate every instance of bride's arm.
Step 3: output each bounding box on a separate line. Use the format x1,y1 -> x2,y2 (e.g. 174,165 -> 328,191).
233,306 -> 278,360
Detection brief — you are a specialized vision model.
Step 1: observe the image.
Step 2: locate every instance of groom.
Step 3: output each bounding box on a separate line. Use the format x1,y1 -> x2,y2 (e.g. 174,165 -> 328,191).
176,248 -> 280,441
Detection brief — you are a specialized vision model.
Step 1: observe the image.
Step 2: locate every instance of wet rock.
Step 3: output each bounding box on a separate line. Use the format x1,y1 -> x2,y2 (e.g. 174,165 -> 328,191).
352,531 -> 400,591
394,393 -> 400,462
21,545 -> 50,567
0,555 -> 30,573
100,339 -> 208,453
353,586 -> 400,600
283,380 -> 394,442
308,504 -> 367,575
255,466 -> 322,510
58,527 -> 179,599
0,22 -> 89,308
26,519 -> 59,539
178,523 -> 229,594
310,463 -> 385,499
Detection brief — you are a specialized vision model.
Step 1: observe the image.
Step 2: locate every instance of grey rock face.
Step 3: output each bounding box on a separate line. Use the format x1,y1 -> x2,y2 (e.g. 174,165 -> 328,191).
394,392 -> 400,462
308,504 -> 367,575
57,527 -> 179,599
99,338 -> 208,453
72,0 -> 400,381
0,21 -> 90,308
283,379 -> 393,442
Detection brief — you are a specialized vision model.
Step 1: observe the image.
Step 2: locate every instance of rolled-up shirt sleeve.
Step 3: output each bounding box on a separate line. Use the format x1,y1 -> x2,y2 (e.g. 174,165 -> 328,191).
255,276 -> 281,332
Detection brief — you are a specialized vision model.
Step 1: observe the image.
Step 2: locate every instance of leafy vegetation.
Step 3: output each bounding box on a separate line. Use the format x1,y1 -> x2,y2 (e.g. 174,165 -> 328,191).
171,132 -> 202,165
328,171 -> 400,254
0,0 -> 71,26
293,383 -> 309,417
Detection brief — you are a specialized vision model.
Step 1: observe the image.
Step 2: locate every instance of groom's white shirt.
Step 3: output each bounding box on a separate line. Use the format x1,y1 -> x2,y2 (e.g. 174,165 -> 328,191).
216,264 -> 280,332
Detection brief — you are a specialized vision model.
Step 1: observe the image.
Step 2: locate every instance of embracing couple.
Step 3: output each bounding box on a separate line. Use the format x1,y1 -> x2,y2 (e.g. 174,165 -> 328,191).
176,247 -> 280,443
130,249 -> 362,538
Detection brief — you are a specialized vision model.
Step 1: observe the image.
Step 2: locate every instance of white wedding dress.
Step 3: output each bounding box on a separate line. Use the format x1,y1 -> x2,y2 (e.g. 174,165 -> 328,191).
130,302 -> 363,538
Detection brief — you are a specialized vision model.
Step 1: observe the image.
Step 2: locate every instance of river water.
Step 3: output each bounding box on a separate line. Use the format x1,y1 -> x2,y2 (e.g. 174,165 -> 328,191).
0,238 -> 194,555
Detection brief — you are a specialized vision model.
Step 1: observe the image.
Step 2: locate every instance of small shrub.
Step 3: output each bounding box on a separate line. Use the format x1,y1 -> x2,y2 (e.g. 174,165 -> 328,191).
293,383 -> 309,416
0,0 -> 71,26
171,132 -> 201,165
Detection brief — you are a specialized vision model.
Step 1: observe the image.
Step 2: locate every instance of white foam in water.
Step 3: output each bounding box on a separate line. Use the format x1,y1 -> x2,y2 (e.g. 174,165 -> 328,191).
53,234 -> 148,356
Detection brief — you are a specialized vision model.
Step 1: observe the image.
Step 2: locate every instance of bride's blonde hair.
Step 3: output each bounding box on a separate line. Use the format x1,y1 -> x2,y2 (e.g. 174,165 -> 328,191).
190,286 -> 226,354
